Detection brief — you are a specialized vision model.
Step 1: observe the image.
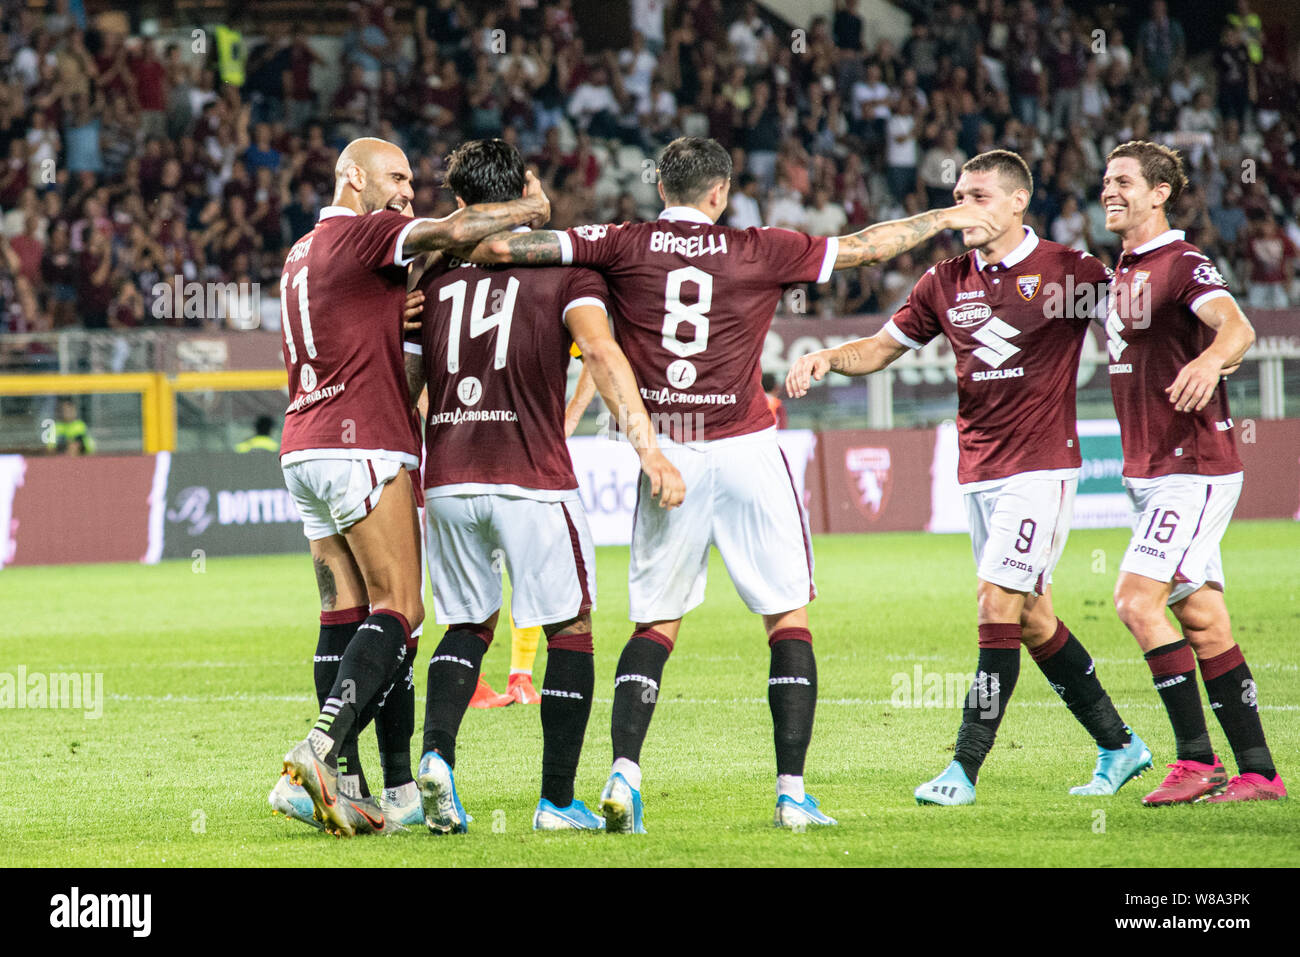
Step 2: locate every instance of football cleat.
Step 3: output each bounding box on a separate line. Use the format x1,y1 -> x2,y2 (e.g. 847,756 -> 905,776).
417,751 -> 469,834
1069,730 -> 1154,796
268,773 -> 324,830
327,794 -> 387,838
377,782 -> 424,830
774,794 -> 838,828
599,772 -> 646,833
1141,756 -> 1229,806
915,761 -> 976,806
468,676 -> 512,709
506,673 -> 542,705
282,735 -> 348,833
1200,772 -> 1288,803
533,798 -> 606,831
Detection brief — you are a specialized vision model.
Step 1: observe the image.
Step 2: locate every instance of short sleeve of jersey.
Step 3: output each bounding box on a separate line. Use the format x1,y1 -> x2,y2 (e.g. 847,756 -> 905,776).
560,267 -> 610,321
751,227 -> 838,285
351,210 -> 432,271
1172,250 -> 1233,313
884,267 -> 942,349
558,223 -> 626,270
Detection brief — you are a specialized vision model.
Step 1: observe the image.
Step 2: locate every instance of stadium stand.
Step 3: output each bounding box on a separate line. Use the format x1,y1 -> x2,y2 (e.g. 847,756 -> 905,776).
1,0 -> 1298,451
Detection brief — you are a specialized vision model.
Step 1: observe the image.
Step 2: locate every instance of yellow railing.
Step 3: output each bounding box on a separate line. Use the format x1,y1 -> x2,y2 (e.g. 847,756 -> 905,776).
0,370 -> 286,453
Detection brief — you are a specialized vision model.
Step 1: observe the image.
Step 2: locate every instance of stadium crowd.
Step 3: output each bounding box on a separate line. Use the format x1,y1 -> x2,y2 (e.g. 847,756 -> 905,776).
0,0 -> 1297,340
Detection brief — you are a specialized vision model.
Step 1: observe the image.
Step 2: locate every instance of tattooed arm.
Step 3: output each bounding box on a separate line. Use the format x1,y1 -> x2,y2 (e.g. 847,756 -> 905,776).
401,171 -> 551,259
456,227 -> 566,266
833,205 -> 996,270
785,330 -> 909,398
565,304 -> 685,509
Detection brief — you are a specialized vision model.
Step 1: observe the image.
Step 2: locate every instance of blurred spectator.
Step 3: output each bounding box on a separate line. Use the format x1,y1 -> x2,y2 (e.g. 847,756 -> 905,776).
48,396 -> 95,455
762,373 -> 788,429
236,414 -> 279,453
1137,0 -> 1185,85
920,130 -> 967,209
885,95 -> 919,203
832,1 -> 864,53
727,172 -> 762,229
1244,213 -> 1296,309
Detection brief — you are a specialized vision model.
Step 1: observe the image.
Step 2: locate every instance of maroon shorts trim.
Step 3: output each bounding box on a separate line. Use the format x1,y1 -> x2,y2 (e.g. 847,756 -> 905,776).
1171,485 -> 1214,585
778,448 -> 816,603
364,460 -> 379,516
560,502 -> 593,617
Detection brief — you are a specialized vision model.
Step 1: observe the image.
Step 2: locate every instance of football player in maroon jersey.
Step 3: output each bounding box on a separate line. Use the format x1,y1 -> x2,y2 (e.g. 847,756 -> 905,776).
276,137 -> 551,836
402,139 -> 684,833
1102,140 -> 1284,804
456,136 -> 995,830
789,150 -> 1151,806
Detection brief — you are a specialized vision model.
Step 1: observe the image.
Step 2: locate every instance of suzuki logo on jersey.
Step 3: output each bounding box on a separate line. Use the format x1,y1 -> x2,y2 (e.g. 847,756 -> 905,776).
1016,275 -> 1041,300
1106,301 -> 1130,369
970,316 -> 1023,369
947,302 -> 992,328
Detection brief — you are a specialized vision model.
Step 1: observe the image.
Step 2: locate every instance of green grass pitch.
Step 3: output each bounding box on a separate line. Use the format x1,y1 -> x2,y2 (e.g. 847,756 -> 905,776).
4,523 -> 1298,867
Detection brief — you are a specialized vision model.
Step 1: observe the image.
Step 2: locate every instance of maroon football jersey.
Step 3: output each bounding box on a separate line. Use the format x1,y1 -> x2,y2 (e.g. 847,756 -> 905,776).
1106,230 -> 1243,478
413,255 -> 609,491
279,207 -> 426,466
559,207 -> 836,441
886,227 -> 1109,485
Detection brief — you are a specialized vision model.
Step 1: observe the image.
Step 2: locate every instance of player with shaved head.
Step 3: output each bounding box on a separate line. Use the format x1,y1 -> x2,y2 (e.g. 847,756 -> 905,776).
789,149 -> 1152,806
274,138 -> 550,836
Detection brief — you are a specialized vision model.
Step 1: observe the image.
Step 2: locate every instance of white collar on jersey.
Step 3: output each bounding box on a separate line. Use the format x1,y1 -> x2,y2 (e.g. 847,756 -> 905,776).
974,225 -> 1039,271
1130,228 -> 1186,255
319,205 -> 358,220
658,205 -> 716,225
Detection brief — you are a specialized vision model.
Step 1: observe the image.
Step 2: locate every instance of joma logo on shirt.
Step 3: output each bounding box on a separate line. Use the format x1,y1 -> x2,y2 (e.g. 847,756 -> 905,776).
649,232 -> 729,257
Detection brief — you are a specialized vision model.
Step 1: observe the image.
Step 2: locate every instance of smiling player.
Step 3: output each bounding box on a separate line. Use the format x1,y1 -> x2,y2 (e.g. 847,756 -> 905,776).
1101,141 -> 1285,804
789,150 -> 1151,805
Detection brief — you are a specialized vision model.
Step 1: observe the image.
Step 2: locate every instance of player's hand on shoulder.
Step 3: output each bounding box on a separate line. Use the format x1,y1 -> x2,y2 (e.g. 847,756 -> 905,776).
524,170 -> 551,229
401,288 -> 426,334
641,450 -> 685,510
786,351 -> 831,398
1166,353 -> 1225,413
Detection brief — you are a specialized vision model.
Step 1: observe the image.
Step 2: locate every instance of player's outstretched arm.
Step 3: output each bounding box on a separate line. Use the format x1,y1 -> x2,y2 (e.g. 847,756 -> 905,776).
1167,295 -> 1256,412
564,362 -> 597,438
786,330 -> 908,398
565,305 -> 685,509
401,171 -> 551,259
833,205 -> 997,270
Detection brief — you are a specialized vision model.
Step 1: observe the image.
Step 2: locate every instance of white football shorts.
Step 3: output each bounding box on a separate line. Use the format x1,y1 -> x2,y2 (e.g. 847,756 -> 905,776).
282,457 -> 404,540
423,491 -> 596,628
1120,472 -> 1242,605
628,427 -> 815,622
964,471 -> 1077,595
